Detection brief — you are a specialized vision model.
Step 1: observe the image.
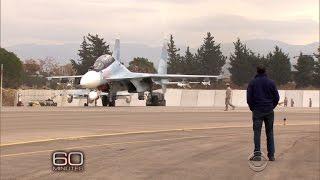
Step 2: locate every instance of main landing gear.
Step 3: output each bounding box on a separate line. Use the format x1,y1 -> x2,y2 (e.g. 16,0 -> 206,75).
146,92 -> 166,106
101,95 -> 116,107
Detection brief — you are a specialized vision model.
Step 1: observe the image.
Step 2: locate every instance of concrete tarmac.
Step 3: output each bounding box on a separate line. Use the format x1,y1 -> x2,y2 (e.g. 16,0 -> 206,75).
0,107 -> 319,179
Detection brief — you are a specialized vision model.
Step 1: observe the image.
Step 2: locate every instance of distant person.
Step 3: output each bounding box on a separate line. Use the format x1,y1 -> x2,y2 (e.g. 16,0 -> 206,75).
16,93 -> 24,106
309,98 -> 312,108
290,98 -> 294,107
224,83 -> 235,111
284,97 -> 288,107
247,65 -> 279,161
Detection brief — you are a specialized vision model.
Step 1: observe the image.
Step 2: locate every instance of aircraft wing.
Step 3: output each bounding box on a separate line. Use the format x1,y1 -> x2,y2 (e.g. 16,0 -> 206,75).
46,75 -> 83,80
147,74 -> 220,79
65,89 -> 131,97
105,73 -> 221,81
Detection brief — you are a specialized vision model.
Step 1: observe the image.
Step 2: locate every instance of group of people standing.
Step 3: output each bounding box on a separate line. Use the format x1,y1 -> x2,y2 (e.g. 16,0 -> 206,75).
283,97 -> 313,107
224,84 -> 314,110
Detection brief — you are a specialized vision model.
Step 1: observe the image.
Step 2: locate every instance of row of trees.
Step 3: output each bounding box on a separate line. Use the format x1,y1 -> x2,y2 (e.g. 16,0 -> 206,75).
1,33 -> 319,89
229,39 -> 320,87
166,34 -> 320,88
21,58 -> 75,88
229,40 -> 293,86
167,32 -> 226,76
0,47 -> 75,88
67,33 -> 320,88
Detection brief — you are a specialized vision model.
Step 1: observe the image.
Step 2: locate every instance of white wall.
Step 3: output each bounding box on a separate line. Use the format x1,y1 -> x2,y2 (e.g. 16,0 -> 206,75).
214,90 -> 225,107
180,90 -> 198,106
197,90 -> 215,107
231,90 -> 247,107
17,89 -> 320,107
165,89 -> 182,106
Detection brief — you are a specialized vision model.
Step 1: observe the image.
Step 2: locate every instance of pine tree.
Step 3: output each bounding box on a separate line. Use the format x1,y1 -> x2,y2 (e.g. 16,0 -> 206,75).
71,37 -> 91,74
182,46 -> 198,74
167,35 -> 182,74
0,48 -> 23,88
87,34 -> 111,60
267,46 -> 292,85
313,47 -> 320,87
229,38 -> 260,86
128,57 -> 156,73
71,34 -> 111,74
196,32 -> 226,75
294,53 -> 315,87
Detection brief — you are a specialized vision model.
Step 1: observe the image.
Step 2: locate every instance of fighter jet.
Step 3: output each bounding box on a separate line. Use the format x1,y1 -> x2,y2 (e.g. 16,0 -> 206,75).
48,39 -> 221,106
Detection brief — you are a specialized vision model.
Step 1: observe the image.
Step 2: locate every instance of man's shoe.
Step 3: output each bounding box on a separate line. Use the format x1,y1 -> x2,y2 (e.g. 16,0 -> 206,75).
249,156 -> 261,161
268,156 -> 275,161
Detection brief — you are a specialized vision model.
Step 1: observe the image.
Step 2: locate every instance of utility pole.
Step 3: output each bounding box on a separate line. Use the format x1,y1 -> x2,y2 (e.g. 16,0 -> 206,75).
0,64 -> 3,109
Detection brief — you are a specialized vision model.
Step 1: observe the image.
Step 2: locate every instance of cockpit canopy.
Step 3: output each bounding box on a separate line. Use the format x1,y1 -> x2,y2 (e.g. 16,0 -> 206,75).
92,55 -> 115,71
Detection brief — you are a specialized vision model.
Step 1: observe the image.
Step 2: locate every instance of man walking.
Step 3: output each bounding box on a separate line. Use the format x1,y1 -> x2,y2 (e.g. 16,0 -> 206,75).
225,83 -> 235,111
247,66 -> 279,161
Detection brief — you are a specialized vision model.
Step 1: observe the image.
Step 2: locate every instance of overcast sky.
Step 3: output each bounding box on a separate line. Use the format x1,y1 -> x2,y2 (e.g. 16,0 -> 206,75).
1,0 -> 319,47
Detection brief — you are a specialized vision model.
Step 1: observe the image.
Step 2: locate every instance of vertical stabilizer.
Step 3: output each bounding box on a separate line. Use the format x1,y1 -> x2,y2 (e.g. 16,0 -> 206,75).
157,42 -> 168,75
113,39 -> 120,62
158,41 -> 168,93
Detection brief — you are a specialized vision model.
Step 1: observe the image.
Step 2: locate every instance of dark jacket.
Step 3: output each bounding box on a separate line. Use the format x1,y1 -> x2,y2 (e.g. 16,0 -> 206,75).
247,73 -> 280,112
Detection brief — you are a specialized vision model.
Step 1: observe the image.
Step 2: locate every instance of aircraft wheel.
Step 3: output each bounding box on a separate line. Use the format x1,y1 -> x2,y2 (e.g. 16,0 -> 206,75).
84,103 -> 88,106
160,100 -> 166,106
101,95 -> 109,106
109,100 -> 116,107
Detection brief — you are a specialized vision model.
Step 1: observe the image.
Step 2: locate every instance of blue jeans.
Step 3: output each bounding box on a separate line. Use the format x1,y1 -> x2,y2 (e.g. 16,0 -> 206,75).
252,110 -> 275,157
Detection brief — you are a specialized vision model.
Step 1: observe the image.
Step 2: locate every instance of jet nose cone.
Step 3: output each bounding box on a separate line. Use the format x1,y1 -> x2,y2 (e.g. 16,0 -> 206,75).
80,71 -> 102,88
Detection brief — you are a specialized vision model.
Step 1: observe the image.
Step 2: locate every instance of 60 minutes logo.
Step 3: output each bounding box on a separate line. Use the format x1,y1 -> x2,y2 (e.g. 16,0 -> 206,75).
52,151 -> 85,172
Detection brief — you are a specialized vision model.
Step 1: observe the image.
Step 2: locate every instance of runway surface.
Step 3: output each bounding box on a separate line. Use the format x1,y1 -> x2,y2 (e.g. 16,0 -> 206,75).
0,107 -> 319,179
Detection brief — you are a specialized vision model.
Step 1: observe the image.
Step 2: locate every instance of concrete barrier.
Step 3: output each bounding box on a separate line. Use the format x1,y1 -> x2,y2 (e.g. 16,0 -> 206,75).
165,89 -> 182,106
214,90 -> 225,107
17,89 -> 320,107
180,90 -> 198,106
197,90 -> 215,107
19,89 -> 60,106
278,90 -> 286,104
231,90 -> 247,107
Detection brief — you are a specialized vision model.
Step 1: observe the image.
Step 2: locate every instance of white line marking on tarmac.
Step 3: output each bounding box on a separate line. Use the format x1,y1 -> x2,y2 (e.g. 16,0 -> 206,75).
0,123 -> 318,147
0,136 -> 209,158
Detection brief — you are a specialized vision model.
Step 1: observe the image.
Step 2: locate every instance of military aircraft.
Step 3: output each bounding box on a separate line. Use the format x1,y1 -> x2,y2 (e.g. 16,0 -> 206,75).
48,39 -> 221,106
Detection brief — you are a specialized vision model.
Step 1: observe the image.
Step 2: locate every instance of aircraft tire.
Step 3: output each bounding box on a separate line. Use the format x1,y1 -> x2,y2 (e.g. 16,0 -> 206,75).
109,100 -> 116,107
160,100 -> 166,106
101,95 -> 109,106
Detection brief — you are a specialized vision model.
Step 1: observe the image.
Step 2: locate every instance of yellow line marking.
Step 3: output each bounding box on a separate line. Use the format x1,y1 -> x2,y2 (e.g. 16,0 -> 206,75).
1,136 -> 208,158
1,123 -> 318,147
